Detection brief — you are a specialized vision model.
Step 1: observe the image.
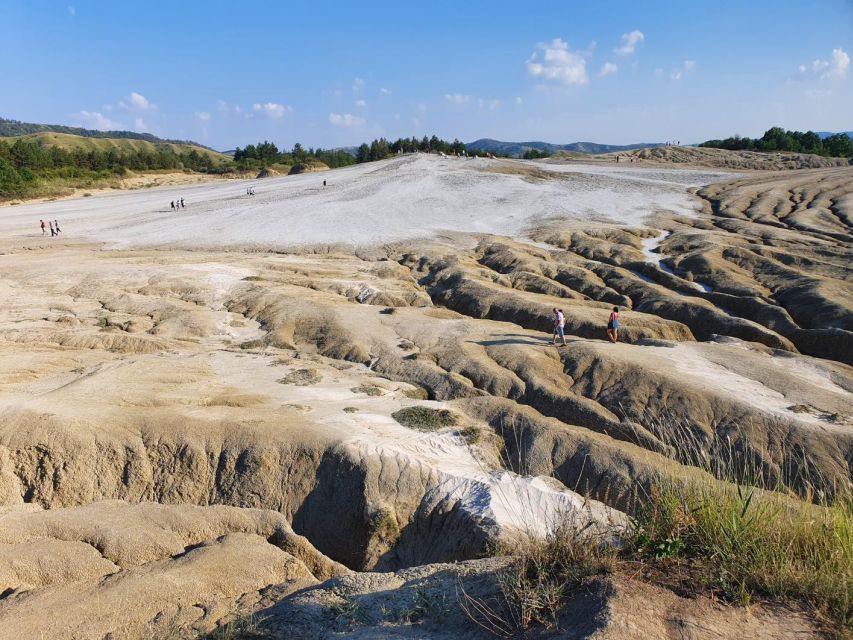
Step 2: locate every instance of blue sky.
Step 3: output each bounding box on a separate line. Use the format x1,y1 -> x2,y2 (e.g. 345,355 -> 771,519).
2,1 -> 851,150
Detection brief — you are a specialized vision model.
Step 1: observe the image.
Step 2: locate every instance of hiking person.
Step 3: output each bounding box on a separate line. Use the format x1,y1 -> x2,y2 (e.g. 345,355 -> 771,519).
40,220 -> 46,235
552,308 -> 567,346
180,198 -> 185,208
171,201 -> 175,211
54,220 -> 61,234
323,179 -> 327,187
49,221 -> 55,237
607,306 -> 620,343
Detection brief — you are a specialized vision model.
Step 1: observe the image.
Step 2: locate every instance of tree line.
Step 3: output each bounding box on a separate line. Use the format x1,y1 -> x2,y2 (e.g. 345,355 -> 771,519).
0,139 -> 225,199
232,141 -> 355,170
700,127 -> 853,158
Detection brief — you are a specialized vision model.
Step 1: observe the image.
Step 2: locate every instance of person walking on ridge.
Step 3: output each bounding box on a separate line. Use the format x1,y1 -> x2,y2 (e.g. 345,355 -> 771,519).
40,220 -> 46,235
54,220 -> 61,235
49,221 -> 55,237
552,308 -> 567,346
607,306 -> 620,343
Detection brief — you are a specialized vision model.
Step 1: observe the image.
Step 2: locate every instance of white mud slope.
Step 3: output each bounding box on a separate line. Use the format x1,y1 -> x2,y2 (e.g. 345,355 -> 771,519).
1,155 -> 734,250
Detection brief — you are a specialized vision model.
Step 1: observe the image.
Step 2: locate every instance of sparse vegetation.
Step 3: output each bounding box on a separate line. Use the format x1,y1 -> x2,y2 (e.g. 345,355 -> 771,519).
350,384 -> 384,396
402,384 -> 429,400
462,418 -> 853,637
391,406 -> 457,430
343,406 -> 359,413
277,368 -> 321,386
238,339 -> 264,350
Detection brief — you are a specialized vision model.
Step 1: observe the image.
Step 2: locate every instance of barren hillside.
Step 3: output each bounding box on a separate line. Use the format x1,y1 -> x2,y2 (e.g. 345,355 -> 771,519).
0,153 -> 849,639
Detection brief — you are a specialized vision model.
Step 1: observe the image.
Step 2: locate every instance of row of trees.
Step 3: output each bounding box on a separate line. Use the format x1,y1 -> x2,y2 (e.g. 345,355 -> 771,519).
232,141 -> 356,170
0,139 -> 225,198
700,127 -> 853,158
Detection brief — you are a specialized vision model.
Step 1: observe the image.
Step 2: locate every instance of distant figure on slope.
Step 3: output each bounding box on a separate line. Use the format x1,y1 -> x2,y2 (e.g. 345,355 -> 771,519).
616,155 -> 620,163
552,307 -> 567,346
607,307 -> 620,343
171,201 -> 175,211
54,220 -> 61,234
323,179 -> 326,187
180,198 -> 185,208
49,221 -> 55,237
40,220 -> 46,235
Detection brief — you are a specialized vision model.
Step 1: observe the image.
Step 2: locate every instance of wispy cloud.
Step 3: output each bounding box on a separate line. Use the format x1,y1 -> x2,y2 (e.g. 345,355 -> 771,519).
670,60 -> 696,81
614,30 -> 644,55
799,48 -> 849,80
444,93 -> 472,104
133,117 -> 147,131
352,77 -> 365,93
599,62 -> 618,76
67,5 -> 75,16
379,87 -> 392,95
329,112 -> 365,126
252,102 -> 293,118
72,110 -> 122,130
354,99 -> 367,108
526,38 -> 588,85
196,111 -> 211,122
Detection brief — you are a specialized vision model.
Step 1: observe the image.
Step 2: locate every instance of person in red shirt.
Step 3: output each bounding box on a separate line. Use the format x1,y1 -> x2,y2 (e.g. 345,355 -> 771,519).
607,307 -> 620,343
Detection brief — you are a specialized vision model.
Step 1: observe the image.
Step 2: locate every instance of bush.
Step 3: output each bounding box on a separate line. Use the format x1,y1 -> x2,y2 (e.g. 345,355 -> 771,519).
391,406 -> 457,430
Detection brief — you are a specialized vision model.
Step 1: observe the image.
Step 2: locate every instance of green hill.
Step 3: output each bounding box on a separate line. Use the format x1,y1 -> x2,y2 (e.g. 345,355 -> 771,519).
0,117 -> 218,151
2,131 -> 230,165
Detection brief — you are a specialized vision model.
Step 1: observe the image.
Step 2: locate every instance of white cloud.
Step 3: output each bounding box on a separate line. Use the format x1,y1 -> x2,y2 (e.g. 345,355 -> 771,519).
515,96 -> 523,105
119,92 -> 155,112
379,87 -> 392,95
416,103 -> 428,113
614,30 -> 644,55
526,38 -> 588,85
477,98 -> 500,111
73,110 -> 122,131
196,111 -> 211,122
354,99 -> 367,108
133,117 -> 147,131
329,112 -> 365,127
654,68 -> 664,78
444,93 -> 472,104
670,60 -> 696,81
800,47 -> 849,80
352,77 -> 365,92
67,5 -> 75,16
599,62 -> 618,76
252,102 -> 292,118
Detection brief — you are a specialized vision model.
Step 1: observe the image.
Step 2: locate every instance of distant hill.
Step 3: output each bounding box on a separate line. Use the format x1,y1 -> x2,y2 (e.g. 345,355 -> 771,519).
0,117 -> 218,152
816,131 -> 853,139
465,138 -> 664,156
2,131 -> 229,165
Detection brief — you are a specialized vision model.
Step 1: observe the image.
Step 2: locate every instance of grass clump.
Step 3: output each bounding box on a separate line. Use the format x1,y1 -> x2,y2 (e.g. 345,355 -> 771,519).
238,339 -> 264,350
241,275 -> 264,282
343,406 -> 359,413
460,518 -> 618,637
391,406 -> 457,430
632,480 -> 852,629
277,368 -> 321,386
351,384 -> 384,397
402,384 -> 429,400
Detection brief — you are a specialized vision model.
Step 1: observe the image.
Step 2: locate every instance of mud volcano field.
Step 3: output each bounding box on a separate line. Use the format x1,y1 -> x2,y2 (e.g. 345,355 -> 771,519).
0,155 -> 850,639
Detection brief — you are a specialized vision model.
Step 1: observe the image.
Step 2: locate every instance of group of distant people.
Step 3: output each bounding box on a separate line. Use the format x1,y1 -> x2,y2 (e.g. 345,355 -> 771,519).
552,306 -> 621,346
40,219 -> 62,236
170,198 -> 186,211
246,187 -> 256,196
